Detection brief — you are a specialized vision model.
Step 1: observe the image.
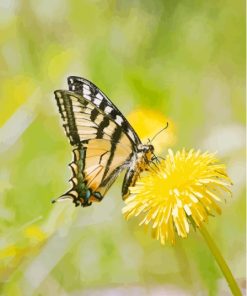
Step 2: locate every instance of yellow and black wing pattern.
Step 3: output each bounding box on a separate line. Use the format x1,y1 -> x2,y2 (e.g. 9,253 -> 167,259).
54,77 -> 142,207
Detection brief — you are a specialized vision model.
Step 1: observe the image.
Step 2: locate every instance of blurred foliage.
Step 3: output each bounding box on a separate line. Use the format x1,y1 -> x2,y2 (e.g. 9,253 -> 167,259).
0,0 -> 245,295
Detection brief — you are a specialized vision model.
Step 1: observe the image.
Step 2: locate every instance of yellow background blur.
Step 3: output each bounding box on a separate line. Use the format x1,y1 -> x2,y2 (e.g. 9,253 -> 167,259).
0,1 -> 245,295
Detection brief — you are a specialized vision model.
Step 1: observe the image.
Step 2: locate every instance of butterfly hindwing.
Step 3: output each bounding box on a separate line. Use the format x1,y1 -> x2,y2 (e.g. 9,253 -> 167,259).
61,143 -> 131,207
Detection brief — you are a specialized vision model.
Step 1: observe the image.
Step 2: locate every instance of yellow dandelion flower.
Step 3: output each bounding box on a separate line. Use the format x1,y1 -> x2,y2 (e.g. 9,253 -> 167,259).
127,109 -> 176,153
123,148 -> 232,245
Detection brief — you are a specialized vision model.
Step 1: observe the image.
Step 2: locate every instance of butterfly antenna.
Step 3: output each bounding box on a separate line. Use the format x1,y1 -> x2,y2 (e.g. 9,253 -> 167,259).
150,122 -> 169,143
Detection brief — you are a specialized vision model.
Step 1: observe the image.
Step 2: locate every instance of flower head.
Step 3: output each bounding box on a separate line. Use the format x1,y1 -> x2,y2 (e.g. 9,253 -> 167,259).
122,149 -> 232,245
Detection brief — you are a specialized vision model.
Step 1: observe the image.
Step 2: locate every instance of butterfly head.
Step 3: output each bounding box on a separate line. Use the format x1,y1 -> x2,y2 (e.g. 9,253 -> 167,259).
138,144 -> 155,162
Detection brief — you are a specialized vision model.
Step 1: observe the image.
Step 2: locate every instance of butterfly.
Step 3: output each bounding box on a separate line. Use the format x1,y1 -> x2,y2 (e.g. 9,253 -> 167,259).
53,76 -> 156,207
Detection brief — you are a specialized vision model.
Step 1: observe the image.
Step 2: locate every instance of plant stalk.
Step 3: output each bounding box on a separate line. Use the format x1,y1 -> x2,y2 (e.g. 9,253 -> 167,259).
199,225 -> 242,296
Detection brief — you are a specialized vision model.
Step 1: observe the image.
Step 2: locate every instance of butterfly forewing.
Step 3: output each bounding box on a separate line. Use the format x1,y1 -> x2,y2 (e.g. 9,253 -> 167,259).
67,76 -> 141,146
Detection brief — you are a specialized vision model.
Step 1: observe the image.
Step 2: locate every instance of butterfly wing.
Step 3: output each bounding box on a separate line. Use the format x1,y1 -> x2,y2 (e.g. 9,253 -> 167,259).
67,76 -> 141,146
54,90 -> 136,207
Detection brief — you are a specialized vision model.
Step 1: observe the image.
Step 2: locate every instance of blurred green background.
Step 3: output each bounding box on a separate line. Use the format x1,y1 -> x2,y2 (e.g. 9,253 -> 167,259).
0,1 -> 245,295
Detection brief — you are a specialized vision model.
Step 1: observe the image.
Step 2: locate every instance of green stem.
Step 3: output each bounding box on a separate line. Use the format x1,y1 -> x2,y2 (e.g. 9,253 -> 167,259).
199,225 -> 242,296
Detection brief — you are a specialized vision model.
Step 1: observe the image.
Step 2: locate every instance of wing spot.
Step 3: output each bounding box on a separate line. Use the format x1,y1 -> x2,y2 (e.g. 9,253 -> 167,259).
94,98 -> 101,106
56,92 -> 62,98
104,106 -> 113,114
83,84 -> 90,90
84,94 -> 91,100
96,93 -> 103,100
83,89 -> 91,95
127,129 -> 135,141
116,115 -> 124,125
70,190 -> 78,198
68,77 -> 74,84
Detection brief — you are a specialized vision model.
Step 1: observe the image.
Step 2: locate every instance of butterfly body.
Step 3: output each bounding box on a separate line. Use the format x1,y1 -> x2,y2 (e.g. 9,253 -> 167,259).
54,77 -> 155,207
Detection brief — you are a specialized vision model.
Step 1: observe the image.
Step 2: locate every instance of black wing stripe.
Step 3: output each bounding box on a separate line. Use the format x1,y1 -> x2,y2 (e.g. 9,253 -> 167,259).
100,166 -> 125,193
102,126 -> 122,181
98,100 -> 107,111
55,91 -> 81,145
90,108 -> 99,121
96,117 -> 109,138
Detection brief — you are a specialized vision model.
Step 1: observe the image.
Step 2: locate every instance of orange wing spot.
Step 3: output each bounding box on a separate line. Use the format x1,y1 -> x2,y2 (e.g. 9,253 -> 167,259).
88,195 -> 101,203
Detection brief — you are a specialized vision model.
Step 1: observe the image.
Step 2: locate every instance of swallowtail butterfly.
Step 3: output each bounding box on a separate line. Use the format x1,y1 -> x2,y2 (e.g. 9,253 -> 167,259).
53,76 -> 155,207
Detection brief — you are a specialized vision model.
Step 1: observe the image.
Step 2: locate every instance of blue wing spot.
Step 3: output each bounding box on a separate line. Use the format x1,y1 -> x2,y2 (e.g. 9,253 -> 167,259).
85,189 -> 91,199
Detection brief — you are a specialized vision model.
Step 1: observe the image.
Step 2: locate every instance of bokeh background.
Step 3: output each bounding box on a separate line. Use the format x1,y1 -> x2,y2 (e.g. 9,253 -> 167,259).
0,1 -> 245,295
